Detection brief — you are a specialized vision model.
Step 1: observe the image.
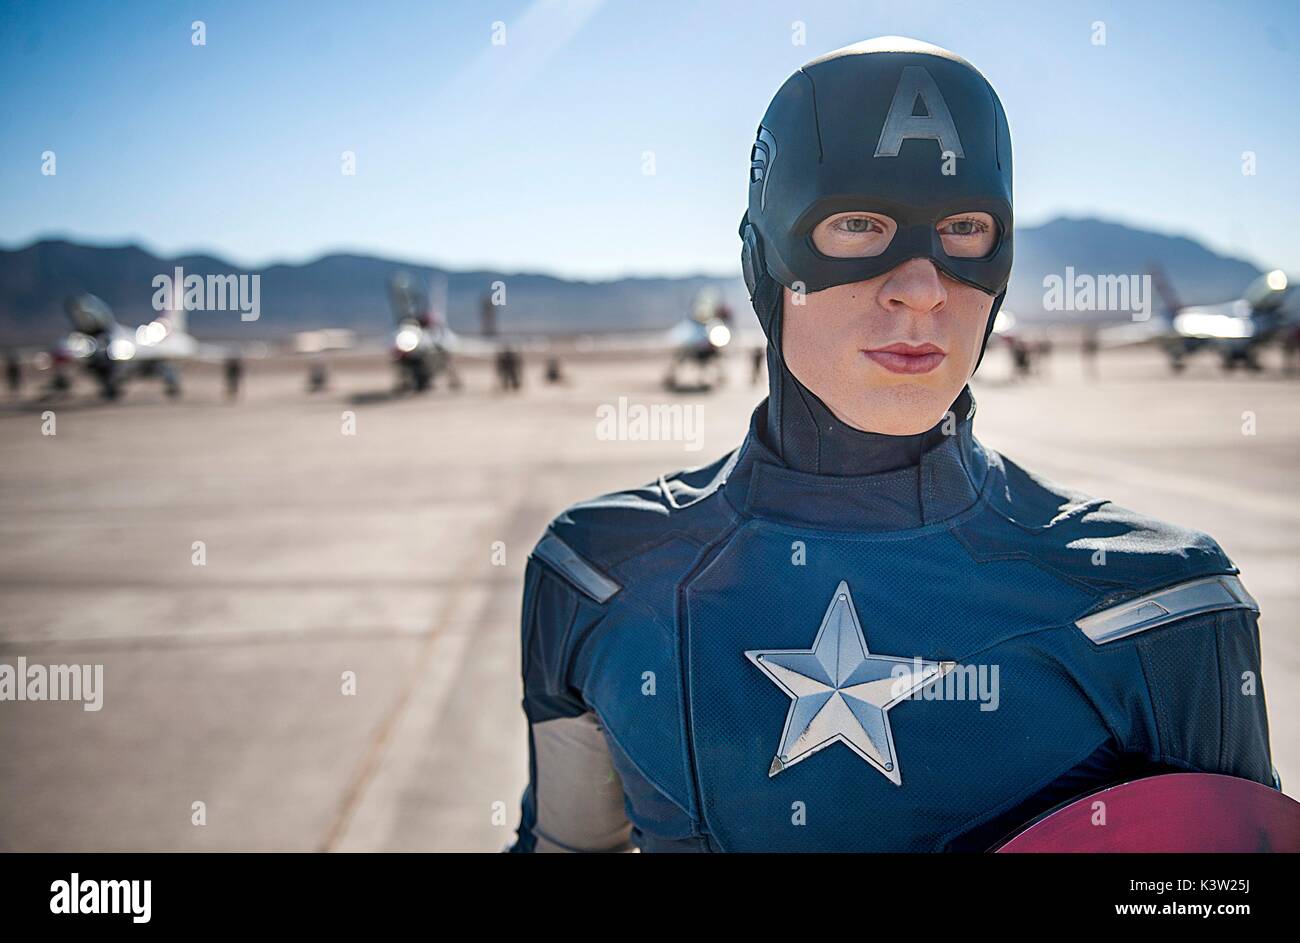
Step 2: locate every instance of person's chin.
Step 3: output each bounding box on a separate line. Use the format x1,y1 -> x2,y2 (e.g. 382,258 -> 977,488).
850,381 -> 955,436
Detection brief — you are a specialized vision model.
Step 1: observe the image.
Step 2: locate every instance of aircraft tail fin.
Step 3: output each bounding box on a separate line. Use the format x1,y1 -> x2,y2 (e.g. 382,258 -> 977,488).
1146,265 -> 1180,320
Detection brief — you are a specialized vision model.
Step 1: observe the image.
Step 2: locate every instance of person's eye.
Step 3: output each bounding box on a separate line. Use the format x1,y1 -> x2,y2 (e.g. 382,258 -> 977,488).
936,212 -> 997,258
812,212 -> 896,257
939,217 -> 988,237
835,216 -> 878,234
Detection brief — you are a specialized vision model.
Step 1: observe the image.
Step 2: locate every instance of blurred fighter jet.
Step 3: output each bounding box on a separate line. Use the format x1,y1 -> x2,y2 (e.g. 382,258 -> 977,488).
52,294 -> 219,399
664,289 -> 733,392
388,272 -> 461,394
1100,268 -> 1297,372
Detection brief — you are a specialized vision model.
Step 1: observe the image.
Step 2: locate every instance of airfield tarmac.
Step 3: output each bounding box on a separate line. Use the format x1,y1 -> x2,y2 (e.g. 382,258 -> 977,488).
1,345 -> 1296,851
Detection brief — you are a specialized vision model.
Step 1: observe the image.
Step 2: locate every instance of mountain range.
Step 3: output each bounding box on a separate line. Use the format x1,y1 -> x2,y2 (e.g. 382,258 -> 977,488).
0,218 -> 1264,344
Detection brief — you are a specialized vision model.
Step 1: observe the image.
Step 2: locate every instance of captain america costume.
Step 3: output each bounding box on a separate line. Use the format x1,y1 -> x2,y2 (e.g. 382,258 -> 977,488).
509,37 -> 1276,853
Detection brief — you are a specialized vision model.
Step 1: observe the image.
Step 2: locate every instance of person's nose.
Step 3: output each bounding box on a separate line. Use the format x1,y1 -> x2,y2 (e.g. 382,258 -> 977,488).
878,258 -> 947,315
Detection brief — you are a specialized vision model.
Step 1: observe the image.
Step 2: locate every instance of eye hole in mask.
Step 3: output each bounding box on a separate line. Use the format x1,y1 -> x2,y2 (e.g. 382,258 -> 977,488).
811,211 -> 999,261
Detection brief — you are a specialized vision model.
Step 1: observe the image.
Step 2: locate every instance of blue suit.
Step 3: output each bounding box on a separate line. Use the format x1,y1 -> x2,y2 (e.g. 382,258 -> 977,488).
511,399 -> 1275,852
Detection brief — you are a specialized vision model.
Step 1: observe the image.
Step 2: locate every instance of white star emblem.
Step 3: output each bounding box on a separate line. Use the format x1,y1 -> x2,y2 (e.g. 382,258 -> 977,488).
746,580 -> 954,785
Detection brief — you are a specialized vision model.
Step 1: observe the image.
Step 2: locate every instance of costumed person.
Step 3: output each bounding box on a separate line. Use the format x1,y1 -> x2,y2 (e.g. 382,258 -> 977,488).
510,37 -> 1275,852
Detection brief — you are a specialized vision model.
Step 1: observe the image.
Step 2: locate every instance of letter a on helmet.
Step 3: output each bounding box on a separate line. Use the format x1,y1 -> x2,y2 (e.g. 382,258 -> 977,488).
874,65 -> 965,158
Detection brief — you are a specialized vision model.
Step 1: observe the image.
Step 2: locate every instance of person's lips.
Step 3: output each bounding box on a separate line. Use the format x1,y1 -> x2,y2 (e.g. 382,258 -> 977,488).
862,342 -> 946,375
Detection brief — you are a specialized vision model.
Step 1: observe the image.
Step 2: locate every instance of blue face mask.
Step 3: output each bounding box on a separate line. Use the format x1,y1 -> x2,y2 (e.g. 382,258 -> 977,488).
741,37 -> 1013,301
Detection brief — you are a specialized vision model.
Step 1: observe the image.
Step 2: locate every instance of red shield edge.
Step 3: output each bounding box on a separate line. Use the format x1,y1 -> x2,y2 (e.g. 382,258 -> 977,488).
995,773 -> 1300,852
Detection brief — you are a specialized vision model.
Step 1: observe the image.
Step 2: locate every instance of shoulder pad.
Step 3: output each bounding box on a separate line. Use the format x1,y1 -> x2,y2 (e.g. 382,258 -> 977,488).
546,451 -> 737,572
660,449 -> 739,509
1076,575 -> 1258,645
533,532 -> 621,603
968,451 -> 1236,595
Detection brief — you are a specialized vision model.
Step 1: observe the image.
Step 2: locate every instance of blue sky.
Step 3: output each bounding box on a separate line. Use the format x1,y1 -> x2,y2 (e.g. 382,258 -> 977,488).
2,0 -> 1297,278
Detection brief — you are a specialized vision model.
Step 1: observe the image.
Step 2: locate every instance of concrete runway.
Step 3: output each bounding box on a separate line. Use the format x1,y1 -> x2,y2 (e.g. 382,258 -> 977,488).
1,345 -> 1296,851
